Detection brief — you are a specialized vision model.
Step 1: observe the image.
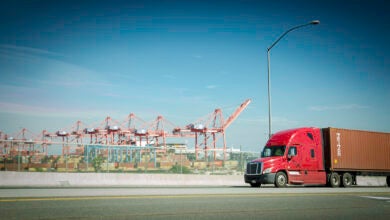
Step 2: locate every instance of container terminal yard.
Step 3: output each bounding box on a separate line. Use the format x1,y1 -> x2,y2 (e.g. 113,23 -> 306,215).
0,99 -> 257,173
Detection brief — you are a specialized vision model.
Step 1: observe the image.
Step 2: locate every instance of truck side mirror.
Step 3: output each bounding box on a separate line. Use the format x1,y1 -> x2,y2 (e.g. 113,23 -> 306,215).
288,147 -> 297,160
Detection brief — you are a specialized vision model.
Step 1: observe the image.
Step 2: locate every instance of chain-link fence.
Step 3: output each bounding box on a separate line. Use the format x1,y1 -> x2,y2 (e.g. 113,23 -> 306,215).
1,143 -> 259,174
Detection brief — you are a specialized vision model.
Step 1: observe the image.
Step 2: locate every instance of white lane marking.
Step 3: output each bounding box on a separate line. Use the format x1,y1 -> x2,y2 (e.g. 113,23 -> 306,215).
360,196 -> 390,202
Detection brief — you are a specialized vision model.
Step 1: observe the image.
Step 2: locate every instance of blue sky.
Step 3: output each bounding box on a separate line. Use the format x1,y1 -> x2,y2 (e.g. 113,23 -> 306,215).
0,0 -> 389,152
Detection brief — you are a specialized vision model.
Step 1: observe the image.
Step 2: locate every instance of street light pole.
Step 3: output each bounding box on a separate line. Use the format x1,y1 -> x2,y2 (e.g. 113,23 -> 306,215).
266,20 -> 319,138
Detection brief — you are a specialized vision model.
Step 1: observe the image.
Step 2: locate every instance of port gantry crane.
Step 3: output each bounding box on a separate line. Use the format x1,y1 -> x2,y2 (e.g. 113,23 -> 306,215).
146,115 -> 195,149
0,99 -> 251,162
82,116 -> 123,145
42,120 -> 88,156
0,128 -> 48,157
119,113 -> 147,145
191,99 -> 251,161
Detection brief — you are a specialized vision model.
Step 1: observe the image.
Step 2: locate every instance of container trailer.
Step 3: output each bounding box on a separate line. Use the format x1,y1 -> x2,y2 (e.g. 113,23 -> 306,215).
244,127 -> 390,187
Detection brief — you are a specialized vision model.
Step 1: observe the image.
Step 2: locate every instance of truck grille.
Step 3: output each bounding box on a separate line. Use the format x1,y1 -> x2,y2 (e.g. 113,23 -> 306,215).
246,162 -> 262,175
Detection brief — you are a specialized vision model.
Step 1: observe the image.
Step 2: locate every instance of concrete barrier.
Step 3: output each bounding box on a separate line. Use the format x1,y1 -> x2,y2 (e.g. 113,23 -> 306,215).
0,172 -> 246,187
356,175 -> 387,186
0,172 -> 387,187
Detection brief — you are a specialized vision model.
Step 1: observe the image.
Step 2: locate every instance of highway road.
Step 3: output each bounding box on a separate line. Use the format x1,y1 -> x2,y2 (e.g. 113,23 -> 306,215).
1,186 -> 390,219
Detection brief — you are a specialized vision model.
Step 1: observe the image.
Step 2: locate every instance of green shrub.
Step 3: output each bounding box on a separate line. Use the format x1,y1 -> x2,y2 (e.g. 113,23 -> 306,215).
92,155 -> 104,172
169,164 -> 191,174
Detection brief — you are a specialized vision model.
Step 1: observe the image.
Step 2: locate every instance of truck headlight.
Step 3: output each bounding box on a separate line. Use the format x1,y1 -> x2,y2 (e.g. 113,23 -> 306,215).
263,168 -> 272,174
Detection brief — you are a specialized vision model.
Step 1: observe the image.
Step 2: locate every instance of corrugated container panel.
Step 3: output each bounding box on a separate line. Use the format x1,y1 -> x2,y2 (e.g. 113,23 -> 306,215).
324,128 -> 390,171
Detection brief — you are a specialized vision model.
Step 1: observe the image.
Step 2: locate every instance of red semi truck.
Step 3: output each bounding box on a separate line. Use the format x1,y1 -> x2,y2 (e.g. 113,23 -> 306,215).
245,127 -> 390,187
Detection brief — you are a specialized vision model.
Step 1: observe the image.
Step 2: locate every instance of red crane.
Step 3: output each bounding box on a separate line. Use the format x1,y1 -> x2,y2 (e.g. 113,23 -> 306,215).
147,115 -> 194,147
133,115 -> 174,147
191,99 -> 251,161
83,116 -> 122,145
119,113 -> 148,145
4,128 -> 38,157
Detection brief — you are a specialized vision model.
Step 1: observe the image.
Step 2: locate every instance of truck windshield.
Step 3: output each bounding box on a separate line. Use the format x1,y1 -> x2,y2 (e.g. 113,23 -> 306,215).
261,146 -> 286,157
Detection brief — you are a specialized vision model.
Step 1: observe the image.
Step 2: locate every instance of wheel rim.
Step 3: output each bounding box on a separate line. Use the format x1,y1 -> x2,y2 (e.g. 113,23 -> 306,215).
331,174 -> 339,186
278,175 -> 286,186
333,177 -> 338,184
343,173 -> 352,186
344,177 -> 351,185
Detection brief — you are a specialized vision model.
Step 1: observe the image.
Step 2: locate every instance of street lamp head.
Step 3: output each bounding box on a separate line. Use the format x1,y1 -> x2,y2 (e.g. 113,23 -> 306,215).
310,20 -> 320,25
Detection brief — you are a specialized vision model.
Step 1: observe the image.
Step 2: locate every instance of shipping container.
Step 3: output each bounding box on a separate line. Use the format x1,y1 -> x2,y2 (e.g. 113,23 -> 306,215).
323,128 -> 390,172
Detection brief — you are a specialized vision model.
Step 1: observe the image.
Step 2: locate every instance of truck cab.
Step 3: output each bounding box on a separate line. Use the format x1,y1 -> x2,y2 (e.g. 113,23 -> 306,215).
245,127 -> 327,187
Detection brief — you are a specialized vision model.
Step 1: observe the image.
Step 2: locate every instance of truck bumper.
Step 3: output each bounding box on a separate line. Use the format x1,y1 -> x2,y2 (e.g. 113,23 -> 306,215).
244,173 -> 276,185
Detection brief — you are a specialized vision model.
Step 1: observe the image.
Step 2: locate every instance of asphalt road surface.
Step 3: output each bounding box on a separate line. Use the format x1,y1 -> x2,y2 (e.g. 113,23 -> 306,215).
1,186 -> 389,219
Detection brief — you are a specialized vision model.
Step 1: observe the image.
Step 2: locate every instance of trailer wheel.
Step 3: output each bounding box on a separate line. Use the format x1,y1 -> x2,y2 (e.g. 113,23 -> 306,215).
329,172 -> 340,188
275,172 -> 287,187
387,176 -> 390,187
341,173 -> 353,187
250,183 -> 261,187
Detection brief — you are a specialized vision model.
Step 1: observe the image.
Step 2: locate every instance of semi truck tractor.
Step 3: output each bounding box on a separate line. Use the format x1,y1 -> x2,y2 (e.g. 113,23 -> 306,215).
245,127 -> 390,187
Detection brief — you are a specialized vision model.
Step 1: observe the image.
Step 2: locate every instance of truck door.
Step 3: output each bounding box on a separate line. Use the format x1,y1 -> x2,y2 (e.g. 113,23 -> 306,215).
302,145 -> 326,184
286,146 -> 304,184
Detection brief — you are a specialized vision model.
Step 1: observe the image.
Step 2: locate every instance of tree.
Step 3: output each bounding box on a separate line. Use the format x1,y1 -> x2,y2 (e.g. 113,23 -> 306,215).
92,155 -> 104,172
169,164 -> 191,174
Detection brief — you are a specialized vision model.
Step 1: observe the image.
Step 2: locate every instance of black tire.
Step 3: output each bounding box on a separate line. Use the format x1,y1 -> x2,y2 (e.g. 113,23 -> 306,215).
250,182 -> 261,187
386,176 -> 390,187
275,172 -> 288,187
341,173 -> 353,187
329,172 -> 340,188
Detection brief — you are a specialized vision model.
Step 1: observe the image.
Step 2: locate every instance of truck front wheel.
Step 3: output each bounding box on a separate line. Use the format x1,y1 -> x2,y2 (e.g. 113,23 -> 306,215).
329,172 -> 340,187
387,176 -> 390,187
275,172 -> 287,187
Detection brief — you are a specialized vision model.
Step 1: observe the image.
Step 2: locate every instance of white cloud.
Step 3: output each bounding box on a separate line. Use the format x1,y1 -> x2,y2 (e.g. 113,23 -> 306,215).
206,85 -> 218,89
0,44 -> 115,93
0,44 -> 64,58
308,104 -> 370,111
0,101 -> 105,118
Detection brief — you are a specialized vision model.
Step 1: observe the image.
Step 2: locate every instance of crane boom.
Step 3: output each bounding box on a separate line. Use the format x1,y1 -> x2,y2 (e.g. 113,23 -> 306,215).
223,99 -> 251,130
